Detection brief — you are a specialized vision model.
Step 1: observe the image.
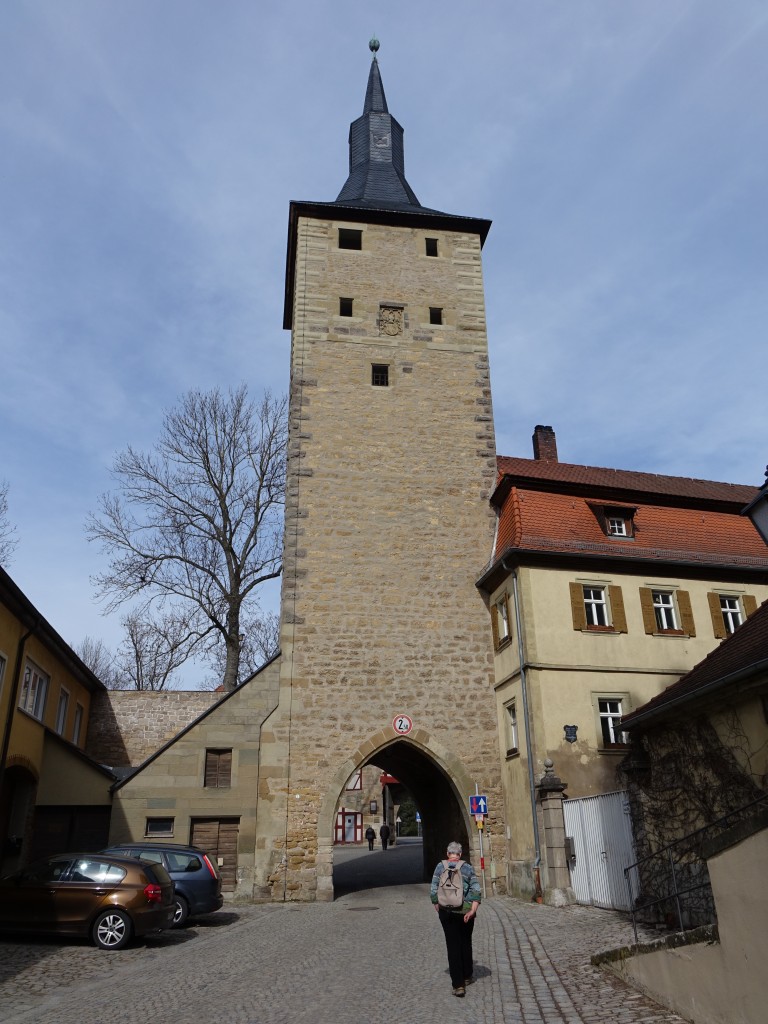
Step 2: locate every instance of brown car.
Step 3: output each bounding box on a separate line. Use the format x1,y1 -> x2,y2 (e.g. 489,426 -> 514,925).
0,853 -> 175,949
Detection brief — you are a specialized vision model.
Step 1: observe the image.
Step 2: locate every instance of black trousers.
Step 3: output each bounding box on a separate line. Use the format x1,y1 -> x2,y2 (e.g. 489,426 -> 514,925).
438,907 -> 475,987
367,839 -> 374,850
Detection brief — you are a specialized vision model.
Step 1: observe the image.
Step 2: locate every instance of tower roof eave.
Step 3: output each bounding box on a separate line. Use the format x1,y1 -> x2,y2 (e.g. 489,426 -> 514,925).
283,200 -> 492,329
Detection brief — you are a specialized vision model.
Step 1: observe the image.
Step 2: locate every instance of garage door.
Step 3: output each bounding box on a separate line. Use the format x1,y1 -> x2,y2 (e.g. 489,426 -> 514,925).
190,817 -> 239,892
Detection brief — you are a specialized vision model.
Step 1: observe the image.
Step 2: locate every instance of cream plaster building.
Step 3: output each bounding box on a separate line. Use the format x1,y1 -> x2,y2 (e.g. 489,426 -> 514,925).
476,426 -> 768,898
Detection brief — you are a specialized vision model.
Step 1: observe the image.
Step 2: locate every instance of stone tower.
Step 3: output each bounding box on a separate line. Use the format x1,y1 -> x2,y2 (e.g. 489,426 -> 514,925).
254,43 -> 503,900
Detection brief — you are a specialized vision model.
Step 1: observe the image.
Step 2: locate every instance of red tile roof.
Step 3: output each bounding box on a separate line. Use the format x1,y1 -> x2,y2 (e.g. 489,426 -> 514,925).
487,454 -> 768,572
622,599 -> 768,728
492,487 -> 768,568
496,456 -> 758,505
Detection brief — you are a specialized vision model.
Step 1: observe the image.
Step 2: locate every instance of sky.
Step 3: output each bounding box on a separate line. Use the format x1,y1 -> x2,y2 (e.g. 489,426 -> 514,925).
2,1 -> 767,684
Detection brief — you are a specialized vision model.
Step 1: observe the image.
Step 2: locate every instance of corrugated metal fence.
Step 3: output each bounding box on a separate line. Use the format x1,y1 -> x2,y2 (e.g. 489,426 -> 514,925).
562,790 -> 636,911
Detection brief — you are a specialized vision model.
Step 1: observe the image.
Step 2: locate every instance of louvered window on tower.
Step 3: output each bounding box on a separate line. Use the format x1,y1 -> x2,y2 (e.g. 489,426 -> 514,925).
371,364 -> 389,387
204,749 -> 232,788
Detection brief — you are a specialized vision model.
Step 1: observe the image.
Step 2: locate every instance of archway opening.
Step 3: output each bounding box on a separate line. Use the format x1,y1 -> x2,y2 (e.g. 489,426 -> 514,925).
330,739 -> 470,898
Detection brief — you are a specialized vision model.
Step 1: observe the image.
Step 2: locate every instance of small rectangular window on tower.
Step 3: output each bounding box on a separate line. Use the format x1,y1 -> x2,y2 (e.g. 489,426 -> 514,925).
429,307 -> 443,325
425,238 -> 438,257
339,297 -> 353,317
371,364 -> 389,387
338,228 -> 362,250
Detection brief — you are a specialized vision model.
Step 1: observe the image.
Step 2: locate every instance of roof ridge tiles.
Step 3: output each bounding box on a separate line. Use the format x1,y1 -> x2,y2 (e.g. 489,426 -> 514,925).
495,454 -> 758,503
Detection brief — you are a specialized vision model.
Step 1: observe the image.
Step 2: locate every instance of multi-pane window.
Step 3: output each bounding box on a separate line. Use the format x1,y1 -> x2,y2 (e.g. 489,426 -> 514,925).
598,698 -> 628,746
496,595 -> 510,644
145,817 -> 174,837
505,702 -> 518,756
652,591 -> 677,631
204,749 -> 232,788
583,587 -> 608,627
607,517 -> 627,536
371,364 -> 389,387
571,582 -> 627,632
55,688 -> 70,735
72,703 -> 84,746
19,661 -> 49,721
346,768 -> 362,791
719,596 -> 743,635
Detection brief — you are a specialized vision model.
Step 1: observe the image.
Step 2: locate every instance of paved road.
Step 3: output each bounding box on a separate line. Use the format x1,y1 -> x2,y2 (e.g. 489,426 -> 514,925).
0,843 -> 688,1024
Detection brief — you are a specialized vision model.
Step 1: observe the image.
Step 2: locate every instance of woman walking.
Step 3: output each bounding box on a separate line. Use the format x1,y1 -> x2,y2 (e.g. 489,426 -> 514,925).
430,841 -> 481,997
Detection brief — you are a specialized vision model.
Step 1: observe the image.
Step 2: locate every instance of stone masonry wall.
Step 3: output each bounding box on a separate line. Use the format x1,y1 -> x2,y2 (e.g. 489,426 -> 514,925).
254,216 -> 504,900
87,690 -> 220,768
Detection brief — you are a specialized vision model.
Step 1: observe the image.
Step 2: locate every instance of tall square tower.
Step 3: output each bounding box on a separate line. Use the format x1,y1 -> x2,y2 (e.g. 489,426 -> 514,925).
255,44 -> 502,900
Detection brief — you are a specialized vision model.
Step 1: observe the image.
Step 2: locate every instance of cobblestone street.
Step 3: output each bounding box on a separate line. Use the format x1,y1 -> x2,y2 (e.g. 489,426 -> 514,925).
0,845 -> 689,1024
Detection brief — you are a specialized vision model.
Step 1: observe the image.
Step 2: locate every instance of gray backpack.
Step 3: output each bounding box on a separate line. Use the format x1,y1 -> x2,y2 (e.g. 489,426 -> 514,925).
437,860 -> 465,908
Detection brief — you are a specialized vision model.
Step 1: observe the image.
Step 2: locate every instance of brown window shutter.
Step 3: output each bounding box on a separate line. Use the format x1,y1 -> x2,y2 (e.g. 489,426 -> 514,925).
204,750 -> 218,788
491,601 -> 500,649
707,592 -> 727,638
677,590 -> 696,637
218,750 -> 232,787
639,588 -> 657,634
743,594 -> 758,618
608,586 -> 627,632
569,582 -> 587,630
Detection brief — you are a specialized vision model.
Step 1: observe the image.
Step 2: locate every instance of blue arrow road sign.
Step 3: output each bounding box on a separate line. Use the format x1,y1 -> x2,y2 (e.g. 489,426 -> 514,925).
469,795 -> 488,815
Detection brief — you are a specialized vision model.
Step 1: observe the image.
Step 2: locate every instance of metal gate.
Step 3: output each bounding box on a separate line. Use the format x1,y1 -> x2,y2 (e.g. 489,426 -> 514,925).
562,790 -> 636,911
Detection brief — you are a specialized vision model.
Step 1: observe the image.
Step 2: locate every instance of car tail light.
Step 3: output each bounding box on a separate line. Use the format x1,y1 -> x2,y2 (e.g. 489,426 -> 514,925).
144,883 -> 163,903
202,854 -> 219,879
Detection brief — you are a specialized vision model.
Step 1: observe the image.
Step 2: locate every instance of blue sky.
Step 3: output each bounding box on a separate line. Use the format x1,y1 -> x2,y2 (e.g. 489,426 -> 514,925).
2,1 -> 767,682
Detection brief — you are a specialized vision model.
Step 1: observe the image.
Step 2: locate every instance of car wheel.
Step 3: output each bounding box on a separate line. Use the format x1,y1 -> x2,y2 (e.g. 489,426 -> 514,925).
92,908 -> 132,950
173,894 -> 190,927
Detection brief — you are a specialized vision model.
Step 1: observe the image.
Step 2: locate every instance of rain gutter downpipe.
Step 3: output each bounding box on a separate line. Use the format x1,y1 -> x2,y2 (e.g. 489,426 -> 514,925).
503,560 -> 543,901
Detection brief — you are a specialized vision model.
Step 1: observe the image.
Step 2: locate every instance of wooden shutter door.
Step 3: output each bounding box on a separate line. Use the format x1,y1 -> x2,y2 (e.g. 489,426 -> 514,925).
707,593 -> 727,638
676,591 -> 696,636
743,595 -> 758,618
608,586 -> 627,633
639,588 -> 657,634
569,582 -> 587,630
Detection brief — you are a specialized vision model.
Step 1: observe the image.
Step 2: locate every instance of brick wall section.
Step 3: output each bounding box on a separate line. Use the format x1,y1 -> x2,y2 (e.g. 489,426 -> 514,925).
87,690 -> 220,768
254,217 -> 503,900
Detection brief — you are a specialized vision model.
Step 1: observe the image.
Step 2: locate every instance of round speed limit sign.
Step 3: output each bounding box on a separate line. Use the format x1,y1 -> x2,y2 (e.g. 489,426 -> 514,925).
392,714 -> 413,735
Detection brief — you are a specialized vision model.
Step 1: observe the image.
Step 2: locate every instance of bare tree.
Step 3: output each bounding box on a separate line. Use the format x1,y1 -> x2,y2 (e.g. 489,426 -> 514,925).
202,609 -> 280,689
87,386 -> 287,690
73,635 -> 120,688
114,610 -> 191,691
0,480 -> 18,566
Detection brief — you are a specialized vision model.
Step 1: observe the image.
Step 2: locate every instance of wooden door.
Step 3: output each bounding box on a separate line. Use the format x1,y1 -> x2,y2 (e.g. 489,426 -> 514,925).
190,817 -> 239,892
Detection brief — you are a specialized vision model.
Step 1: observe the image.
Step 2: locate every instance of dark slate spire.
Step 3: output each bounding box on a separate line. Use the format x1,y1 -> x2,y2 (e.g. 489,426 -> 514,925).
335,41 -> 422,210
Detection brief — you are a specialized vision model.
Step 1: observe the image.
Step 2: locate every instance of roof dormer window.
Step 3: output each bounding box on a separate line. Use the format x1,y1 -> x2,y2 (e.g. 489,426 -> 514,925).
589,503 -> 636,539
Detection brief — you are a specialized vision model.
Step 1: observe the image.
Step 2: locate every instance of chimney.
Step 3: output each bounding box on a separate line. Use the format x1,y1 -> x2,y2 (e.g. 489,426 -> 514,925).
532,425 -> 558,462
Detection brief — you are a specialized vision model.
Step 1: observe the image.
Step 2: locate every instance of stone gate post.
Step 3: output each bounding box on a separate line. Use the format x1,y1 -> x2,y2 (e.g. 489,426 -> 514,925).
536,758 -> 576,907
